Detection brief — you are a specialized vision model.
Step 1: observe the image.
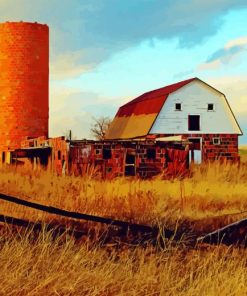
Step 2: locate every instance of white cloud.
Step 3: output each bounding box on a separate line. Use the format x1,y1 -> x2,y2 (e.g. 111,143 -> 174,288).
50,46 -> 111,80
197,36 -> 247,71
48,86 -> 124,139
50,51 -> 93,80
225,36 -> 247,49
197,60 -> 221,71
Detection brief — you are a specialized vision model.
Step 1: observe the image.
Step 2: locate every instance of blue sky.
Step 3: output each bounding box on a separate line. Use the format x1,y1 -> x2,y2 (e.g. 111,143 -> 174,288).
0,0 -> 247,143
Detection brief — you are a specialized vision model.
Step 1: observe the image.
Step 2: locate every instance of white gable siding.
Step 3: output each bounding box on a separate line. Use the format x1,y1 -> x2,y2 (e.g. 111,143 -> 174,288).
150,80 -> 242,135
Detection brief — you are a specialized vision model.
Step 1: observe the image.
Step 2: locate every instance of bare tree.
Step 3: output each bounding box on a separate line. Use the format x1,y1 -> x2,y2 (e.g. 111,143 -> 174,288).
90,116 -> 112,140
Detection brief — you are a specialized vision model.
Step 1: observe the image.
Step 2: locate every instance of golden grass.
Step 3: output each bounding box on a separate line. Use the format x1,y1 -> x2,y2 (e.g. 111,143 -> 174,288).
0,227 -> 246,296
1,162 -> 247,295
0,162 -> 247,233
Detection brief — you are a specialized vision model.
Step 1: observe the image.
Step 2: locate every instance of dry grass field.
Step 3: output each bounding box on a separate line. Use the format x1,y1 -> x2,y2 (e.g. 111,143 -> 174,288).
1,161 -> 247,295
0,228 -> 246,296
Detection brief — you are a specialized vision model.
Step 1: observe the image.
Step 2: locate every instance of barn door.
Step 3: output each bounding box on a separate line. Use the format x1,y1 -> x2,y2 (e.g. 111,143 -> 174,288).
189,138 -> 202,164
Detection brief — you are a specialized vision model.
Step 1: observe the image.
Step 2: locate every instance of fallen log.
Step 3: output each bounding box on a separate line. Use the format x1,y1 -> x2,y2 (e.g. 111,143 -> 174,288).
0,212 -> 180,247
0,193 -> 179,245
2,192 -> 247,247
0,214 -> 87,238
197,217 -> 247,246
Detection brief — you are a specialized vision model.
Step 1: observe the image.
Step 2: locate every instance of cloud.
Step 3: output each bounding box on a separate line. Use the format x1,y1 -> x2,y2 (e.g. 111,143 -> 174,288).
50,51 -> 91,80
225,36 -> 247,48
206,46 -> 246,63
0,0 -> 247,79
207,75 -> 247,115
198,60 -> 222,71
198,36 -> 247,70
49,86 -> 123,138
50,48 -> 110,80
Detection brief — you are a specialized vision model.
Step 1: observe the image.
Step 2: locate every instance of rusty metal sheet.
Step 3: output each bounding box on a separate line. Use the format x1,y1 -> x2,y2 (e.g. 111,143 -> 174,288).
106,113 -> 157,140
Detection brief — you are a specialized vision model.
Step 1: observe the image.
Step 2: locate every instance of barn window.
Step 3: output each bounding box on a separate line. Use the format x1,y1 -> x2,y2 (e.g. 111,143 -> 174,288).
57,150 -> 61,160
213,137 -> 221,145
126,154 -> 135,164
147,148 -> 156,159
103,148 -> 112,159
125,153 -> 136,176
207,103 -> 214,111
95,149 -> 101,155
188,115 -> 200,131
175,103 -> 181,111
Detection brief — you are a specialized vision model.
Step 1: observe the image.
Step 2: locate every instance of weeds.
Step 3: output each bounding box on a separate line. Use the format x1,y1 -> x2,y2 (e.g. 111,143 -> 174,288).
0,162 -> 247,295
0,226 -> 246,296
0,162 -> 247,233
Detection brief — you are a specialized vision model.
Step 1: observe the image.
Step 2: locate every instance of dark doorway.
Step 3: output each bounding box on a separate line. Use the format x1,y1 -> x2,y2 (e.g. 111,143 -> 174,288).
188,115 -> 200,131
39,152 -> 49,166
2,152 -> 5,163
188,138 -> 202,164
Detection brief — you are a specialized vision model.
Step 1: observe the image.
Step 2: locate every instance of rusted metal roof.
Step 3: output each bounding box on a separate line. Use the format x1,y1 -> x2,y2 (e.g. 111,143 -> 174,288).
106,78 -> 197,139
106,113 -> 157,140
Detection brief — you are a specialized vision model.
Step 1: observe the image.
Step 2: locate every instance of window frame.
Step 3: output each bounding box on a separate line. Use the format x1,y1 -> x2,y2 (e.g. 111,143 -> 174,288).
213,137 -> 221,145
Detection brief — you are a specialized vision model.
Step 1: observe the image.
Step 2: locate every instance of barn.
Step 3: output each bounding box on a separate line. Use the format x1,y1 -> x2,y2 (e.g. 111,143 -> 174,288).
106,78 -> 242,163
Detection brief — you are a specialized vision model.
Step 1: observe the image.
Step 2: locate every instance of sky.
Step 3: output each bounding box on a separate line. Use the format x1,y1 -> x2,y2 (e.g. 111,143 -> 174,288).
0,0 -> 247,143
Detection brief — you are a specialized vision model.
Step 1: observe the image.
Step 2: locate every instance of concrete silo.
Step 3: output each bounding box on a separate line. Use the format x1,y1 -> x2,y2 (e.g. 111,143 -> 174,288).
0,21 -> 49,150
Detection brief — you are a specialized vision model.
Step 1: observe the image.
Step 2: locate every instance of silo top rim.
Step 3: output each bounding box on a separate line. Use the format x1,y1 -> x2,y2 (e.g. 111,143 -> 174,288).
0,21 -> 48,27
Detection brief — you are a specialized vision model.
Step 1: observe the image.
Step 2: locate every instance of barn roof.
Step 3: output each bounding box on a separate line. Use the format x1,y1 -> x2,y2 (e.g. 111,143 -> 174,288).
106,77 -> 197,140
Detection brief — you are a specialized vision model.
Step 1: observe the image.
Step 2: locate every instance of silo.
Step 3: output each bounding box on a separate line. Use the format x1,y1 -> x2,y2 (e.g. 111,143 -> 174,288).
0,21 -> 49,150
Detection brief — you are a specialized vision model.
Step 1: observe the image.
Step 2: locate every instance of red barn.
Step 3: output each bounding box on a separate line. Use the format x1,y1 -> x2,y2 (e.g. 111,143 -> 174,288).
106,78 -> 242,163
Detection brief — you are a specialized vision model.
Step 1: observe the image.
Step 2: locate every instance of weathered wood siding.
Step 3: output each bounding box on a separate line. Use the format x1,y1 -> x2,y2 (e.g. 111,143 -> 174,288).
150,80 -> 242,135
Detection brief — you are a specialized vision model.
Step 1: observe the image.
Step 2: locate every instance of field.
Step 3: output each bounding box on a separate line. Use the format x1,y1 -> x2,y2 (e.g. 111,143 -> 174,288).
0,229 -> 246,296
1,159 -> 247,295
